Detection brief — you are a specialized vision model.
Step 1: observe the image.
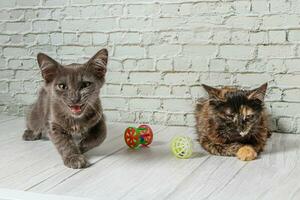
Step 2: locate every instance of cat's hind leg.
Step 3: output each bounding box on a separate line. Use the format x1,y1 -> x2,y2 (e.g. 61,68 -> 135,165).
22,129 -> 42,141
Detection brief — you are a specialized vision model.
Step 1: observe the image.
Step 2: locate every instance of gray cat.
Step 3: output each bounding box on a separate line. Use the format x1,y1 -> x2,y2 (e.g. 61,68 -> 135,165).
23,49 -> 108,169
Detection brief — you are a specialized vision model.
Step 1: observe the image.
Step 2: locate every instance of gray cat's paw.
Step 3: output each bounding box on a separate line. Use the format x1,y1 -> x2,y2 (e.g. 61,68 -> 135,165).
22,130 -> 41,141
63,154 -> 90,169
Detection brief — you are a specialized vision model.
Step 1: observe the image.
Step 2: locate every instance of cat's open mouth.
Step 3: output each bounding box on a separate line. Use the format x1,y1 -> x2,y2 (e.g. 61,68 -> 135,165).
69,105 -> 84,114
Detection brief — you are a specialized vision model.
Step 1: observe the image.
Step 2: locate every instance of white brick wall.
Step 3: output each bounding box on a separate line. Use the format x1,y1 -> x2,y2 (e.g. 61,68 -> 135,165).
1,0 -> 300,133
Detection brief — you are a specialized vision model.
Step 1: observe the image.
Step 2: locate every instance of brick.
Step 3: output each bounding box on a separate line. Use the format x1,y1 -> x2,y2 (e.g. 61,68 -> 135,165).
0,82 -> 8,93
129,72 -> 161,84
109,32 -> 140,44
182,45 -> 217,57
122,85 -> 137,96
5,22 -> 31,34
278,117 -> 294,133
251,1 -> 269,14
262,15 -> 300,29
174,57 -> 191,71
266,87 -> 282,101
80,6 -> 109,18
61,19 -> 116,32
115,46 -> 145,58
274,74 -> 300,88
289,30 -> 300,42
271,102 -> 300,117
249,32 -> 267,44
164,73 -> 199,85
163,99 -> 194,112
156,59 -> 173,71
155,86 -> 171,96
16,0 -> 39,7
127,4 -> 159,17
209,59 -> 226,72
285,59 -> 300,72
92,33 -> 108,45
225,16 -> 259,29
231,31 -> 249,44
258,45 -> 293,58
3,47 -> 27,57
43,0 -> 68,6
33,20 -> 59,32
0,0 -> 16,8
137,85 -> 155,96
136,59 -> 154,71
102,97 -> 127,109
167,113 -> 186,126
212,30 -> 231,43
269,31 -> 286,43
235,73 -> 271,86
50,33 -> 63,45
129,98 -> 160,111
172,86 -> 190,97
119,18 -> 151,30
219,45 -> 255,59
149,45 -> 180,58
283,89 -> 300,102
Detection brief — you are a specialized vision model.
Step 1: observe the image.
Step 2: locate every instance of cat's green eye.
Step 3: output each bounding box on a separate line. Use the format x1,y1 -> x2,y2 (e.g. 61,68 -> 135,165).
57,83 -> 67,90
81,81 -> 91,89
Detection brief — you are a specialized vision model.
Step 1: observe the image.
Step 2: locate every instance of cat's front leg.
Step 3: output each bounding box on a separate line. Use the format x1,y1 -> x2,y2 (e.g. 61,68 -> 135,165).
200,136 -> 243,157
236,145 -> 257,161
79,119 -> 106,153
49,122 -> 89,169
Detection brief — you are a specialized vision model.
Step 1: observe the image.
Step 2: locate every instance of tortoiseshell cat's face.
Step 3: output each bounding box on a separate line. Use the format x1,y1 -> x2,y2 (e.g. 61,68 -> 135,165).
37,49 -> 108,117
203,83 -> 268,137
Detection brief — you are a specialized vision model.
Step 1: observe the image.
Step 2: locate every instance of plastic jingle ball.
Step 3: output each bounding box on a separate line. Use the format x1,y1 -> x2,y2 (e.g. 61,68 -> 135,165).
124,125 -> 154,149
171,136 -> 193,159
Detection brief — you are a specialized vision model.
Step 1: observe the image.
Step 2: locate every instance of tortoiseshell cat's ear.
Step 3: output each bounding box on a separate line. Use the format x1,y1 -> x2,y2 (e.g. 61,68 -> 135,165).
87,48 -> 108,79
202,84 -> 222,100
37,53 -> 59,83
247,82 -> 268,101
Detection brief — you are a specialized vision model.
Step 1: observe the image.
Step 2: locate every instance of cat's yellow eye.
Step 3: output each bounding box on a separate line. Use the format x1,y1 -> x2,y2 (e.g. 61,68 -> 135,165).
57,83 -> 67,90
81,81 -> 91,89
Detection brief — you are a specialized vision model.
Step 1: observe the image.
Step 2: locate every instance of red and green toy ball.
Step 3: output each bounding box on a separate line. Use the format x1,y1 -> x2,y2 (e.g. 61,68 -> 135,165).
171,136 -> 193,159
124,125 -> 153,149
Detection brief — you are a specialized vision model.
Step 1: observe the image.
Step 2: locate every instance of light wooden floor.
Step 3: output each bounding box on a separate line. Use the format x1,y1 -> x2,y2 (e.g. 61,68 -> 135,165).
0,115 -> 300,200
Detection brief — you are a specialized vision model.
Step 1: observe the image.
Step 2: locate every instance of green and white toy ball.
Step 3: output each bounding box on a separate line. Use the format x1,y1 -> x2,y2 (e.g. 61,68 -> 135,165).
171,136 -> 193,159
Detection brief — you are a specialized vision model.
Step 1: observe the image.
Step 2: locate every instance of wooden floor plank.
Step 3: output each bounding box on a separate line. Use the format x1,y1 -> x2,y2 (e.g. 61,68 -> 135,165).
42,126 -> 209,199
0,188 -> 91,200
0,117 -> 164,192
27,124 -> 164,193
1,115 -> 300,200
0,114 -> 17,124
203,133 -> 299,200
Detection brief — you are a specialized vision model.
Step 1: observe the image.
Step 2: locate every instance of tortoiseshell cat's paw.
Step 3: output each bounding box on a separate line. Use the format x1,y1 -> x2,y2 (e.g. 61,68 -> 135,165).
63,154 -> 90,169
22,130 -> 41,141
236,146 -> 257,161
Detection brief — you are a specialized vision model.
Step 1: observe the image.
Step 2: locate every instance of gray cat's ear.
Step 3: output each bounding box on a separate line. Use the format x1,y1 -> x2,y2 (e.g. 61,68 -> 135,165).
202,84 -> 222,100
37,53 -> 59,83
248,82 -> 268,101
87,48 -> 108,78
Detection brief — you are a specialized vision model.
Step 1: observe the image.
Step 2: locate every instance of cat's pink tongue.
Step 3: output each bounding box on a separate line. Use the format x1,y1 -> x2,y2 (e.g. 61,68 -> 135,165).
70,105 -> 81,114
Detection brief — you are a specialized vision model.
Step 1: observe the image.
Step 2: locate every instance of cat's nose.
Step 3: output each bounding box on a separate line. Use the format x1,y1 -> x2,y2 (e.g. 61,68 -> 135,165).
70,96 -> 81,104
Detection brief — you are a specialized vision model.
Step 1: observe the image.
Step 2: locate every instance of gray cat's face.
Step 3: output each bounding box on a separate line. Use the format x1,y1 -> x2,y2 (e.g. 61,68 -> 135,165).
37,49 -> 108,117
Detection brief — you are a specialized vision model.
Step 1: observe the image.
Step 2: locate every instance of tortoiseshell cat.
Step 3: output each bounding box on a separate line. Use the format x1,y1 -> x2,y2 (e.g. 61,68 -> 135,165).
23,49 -> 108,168
195,83 -> 270,161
